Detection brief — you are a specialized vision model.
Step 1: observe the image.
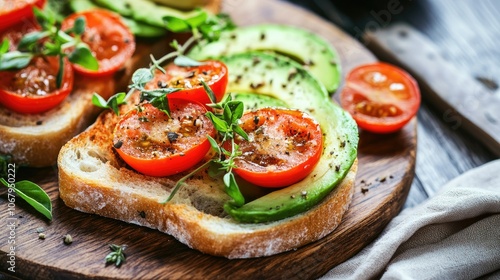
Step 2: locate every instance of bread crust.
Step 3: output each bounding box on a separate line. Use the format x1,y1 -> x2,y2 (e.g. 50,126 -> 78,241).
58,102 -> 357,258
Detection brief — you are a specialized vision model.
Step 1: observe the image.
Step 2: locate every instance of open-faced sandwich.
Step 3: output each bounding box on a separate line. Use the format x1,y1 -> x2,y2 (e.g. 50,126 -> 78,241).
0,0 -> 137,167
0,0 -> 220,167
57,7 -> 358,259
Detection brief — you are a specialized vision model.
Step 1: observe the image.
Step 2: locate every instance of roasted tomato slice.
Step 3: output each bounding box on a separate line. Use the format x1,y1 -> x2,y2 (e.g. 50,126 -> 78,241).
340,62 -> 421,133
231,107 -> 323,188
61,9 -> 135,77
145,60 -> 228,106
0,56 -> 74,114
0,0 -> 46,31
113,99 -> 216,177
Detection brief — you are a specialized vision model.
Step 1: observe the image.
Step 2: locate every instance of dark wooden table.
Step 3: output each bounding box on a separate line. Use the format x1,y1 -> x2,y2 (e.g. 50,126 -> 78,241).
285,0 -> 498,208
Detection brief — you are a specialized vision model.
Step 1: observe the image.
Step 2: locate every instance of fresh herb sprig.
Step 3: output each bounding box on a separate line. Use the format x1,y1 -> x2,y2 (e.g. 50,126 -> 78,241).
0,7 -> 98,88
92,11 -> 235,116
0,156 -> 52,220
105,244 -> 127,267
162,81 -> 248,208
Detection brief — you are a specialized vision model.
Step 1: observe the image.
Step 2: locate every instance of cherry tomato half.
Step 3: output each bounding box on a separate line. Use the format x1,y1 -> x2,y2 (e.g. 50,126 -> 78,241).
231,108 -> 323,188
145,60 -> 228,106
113,100 -> 216,177
0,0 -> 46,31
340,62 -> 420,134
0,56 -> 74,114
61,9 -> 135,77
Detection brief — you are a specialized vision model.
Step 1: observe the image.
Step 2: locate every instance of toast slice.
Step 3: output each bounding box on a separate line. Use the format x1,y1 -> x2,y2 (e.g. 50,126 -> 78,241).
57,95 -> 357,258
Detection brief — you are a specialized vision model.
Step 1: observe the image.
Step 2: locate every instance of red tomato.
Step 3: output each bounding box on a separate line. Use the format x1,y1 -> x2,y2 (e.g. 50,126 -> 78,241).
113,100 -> 216,177
61,9 -> 135,77
145,60 -> 228,106
0,0 -> 45,31
0,56 -> 74,114
231,108 -> 323,188
340,62 -> 420,133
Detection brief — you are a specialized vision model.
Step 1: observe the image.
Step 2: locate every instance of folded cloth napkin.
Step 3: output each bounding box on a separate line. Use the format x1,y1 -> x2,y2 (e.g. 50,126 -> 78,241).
321,159 -> 500,280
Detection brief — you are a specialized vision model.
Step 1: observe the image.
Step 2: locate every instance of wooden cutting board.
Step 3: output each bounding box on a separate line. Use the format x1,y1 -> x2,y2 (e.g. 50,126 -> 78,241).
0,0 -> 416,279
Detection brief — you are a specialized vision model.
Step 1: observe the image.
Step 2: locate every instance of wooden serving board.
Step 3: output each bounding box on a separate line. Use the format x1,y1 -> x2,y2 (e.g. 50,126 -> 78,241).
0,0 -> 416,279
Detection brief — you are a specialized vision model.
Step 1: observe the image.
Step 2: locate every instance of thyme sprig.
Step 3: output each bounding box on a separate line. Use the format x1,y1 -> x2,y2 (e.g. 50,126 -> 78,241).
105,244 -> 127,267
0,7 -> 98,88
162,82 -> 248,208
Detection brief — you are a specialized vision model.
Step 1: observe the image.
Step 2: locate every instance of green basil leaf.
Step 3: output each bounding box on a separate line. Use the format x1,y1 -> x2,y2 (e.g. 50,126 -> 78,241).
73,16 -> 86,35
206,112 -> 229,133
42,42 -> 61,56
56,55 -> 64,88
0,52 -> 33,70
200,79 -> 217,104
68,43 -> 99,70
223,172 -> 244,207
92,92 -> 127,115
92,93 -> 108,108
1,178 -> 53,220
17,31 -> 47,51
0,39 -> 9,54
33,7 -> 55,29
150,94 -> 170,117
185,11 -> 208,28
233,125 -> 249,141
173,55 -> 202,67
107,92 -> 125,115
131,68 -> 154,87
207,135 -> 221,154
223,103 -> 233,124
163,16 -> 190,32
207,161 -> 224,178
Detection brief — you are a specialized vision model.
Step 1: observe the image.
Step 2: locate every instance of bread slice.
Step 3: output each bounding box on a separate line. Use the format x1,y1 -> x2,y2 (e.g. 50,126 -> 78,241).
57,95 -> 357,258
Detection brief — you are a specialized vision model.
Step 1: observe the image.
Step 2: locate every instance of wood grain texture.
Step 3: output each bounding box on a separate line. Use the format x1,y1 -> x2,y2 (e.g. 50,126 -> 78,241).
0,0 -> 416,279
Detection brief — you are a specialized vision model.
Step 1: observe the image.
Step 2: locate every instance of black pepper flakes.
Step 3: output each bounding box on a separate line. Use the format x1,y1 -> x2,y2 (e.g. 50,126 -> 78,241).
138,211 -> 146,218
113,140 -> 123,149
167,132 -> 179,142
250,82 -> 264,89
253,115 -> 260,125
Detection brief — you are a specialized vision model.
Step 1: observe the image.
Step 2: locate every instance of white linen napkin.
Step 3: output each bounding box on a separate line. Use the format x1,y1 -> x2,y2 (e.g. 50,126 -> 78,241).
321,159 -> 500,280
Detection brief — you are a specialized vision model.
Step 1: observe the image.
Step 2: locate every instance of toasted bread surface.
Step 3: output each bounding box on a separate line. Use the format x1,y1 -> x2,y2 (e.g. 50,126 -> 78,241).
58,101 -> 357,258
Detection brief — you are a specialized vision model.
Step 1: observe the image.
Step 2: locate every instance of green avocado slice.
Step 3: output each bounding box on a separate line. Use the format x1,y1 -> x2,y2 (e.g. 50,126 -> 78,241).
220,53 -> 358,223
188,24 -> 342,94
68,0 -> 166,37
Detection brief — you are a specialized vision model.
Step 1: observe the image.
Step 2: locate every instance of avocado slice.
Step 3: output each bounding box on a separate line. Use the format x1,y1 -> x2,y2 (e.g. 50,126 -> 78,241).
220,53 -> 358,223
68,0 -> 166,37
188,24 -> 342,94
232,92 -> 288,111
